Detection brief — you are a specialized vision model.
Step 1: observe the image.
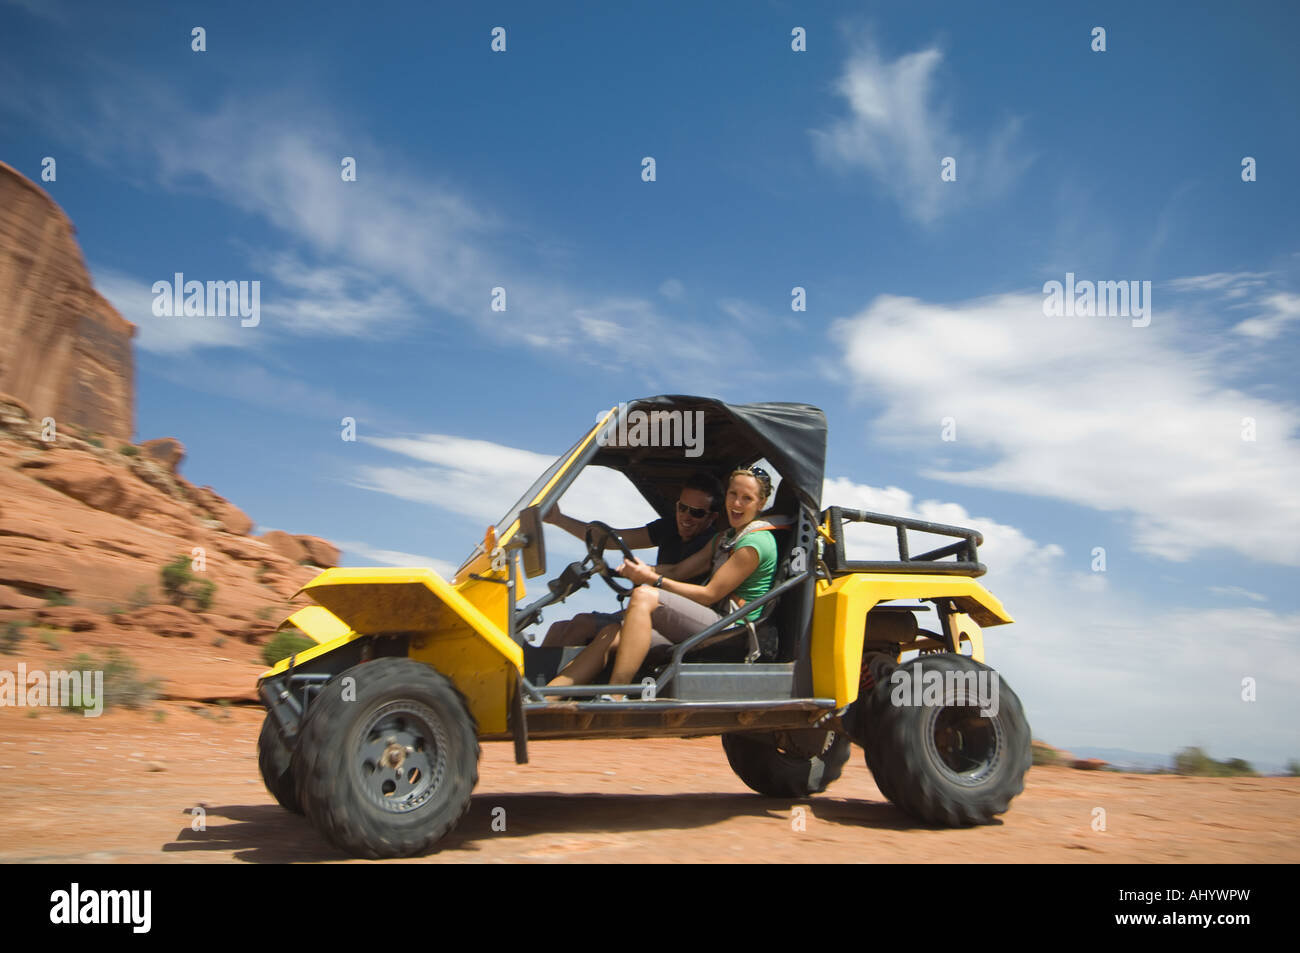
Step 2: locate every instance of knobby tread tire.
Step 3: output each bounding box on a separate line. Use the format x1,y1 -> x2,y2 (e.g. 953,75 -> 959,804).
257,712 -> 303,814
862,653 -> 1031,826
293,658 -> 480,858
722,729 -> 851,798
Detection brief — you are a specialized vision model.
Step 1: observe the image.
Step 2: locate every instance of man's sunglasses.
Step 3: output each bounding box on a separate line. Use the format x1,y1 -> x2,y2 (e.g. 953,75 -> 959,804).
676,501 -> 713,519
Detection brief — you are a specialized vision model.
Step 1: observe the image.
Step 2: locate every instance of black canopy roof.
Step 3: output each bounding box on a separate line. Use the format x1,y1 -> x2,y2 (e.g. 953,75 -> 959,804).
586,395 -> 828,516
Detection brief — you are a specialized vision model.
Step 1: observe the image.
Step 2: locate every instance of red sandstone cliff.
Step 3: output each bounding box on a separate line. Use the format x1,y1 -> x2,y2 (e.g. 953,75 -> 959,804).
0,162 -> 135,443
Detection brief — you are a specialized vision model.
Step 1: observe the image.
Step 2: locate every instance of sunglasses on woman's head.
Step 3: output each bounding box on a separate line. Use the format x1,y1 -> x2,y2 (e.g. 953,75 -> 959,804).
676,500 -> 711,519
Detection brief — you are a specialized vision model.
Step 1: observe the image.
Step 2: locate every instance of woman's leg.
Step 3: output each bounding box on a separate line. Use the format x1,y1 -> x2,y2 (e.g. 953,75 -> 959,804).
547,622 -> 620,689
608,585 -> 659,686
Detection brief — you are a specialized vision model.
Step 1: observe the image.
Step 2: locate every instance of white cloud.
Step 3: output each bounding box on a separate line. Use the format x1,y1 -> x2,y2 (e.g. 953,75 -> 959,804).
821,476 -> 1064,578
658,278 -> 685,300
810,40 -> 1030,223
1208,585 -> 1268,603
94,266 -> 253,355
1166,271 -> 1273,297
1232,292 -> 1300,340
333,539 -> 456,577
352,433 -> 658,531
831,291 -> 1300,565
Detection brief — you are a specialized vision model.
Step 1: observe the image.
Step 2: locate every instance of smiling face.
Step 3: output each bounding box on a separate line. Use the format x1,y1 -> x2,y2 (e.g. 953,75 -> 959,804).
725,473 -> 766,530
674,486 -> 716,541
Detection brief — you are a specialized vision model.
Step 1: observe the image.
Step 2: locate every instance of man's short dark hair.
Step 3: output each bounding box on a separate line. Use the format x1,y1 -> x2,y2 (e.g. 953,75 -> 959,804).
683,472 -> 725,512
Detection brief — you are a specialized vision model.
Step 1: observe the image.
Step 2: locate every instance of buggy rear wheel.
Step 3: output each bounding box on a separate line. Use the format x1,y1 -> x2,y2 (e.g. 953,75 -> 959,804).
862,653 -> 1031,825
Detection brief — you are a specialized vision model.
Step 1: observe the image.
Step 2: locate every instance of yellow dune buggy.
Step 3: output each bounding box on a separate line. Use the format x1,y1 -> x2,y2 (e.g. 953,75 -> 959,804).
257,396 -> 1031,857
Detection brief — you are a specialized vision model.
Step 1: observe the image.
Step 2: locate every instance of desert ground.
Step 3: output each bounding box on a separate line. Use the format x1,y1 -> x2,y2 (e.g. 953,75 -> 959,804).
2,699 -> 1296,864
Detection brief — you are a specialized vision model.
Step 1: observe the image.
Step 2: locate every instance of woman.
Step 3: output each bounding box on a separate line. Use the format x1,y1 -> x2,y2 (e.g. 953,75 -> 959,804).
547,467 -> 779,697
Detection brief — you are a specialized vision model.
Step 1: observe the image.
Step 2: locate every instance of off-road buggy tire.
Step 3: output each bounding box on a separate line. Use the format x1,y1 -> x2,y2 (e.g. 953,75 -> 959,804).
722,728 -> 851,797
257,712 -> 303,814
861,652 -> 1030,826
293,657 -> 480,858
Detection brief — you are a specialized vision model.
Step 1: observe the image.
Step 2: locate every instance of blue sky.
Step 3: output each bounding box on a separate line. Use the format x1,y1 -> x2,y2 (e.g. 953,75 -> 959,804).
2,0 -> 1298,766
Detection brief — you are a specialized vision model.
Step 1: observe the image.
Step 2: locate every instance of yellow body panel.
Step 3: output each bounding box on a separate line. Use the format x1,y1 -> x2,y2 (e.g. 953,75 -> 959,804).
811,574 -> 1013,707
286,567 -> 524,734
279,605 -> 353,644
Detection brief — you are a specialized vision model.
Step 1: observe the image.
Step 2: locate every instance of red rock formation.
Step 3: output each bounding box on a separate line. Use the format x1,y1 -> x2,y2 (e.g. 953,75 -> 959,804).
0,163 -> 135,443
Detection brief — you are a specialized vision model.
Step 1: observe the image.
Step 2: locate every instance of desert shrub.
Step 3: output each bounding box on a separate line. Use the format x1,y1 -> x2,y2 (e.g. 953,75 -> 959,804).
160,556 -> 218,611
1,621 -> 26,654
127,585 -> 153,609
191,578 -> 216,611
66,650 -> 162,711
1031,741 -> 1062,767
118,445 -> 140,456
1286,760 -> 1300,777
43,588 -> 73,607
262,631 -> 316,666
1173,746 -> 1257,778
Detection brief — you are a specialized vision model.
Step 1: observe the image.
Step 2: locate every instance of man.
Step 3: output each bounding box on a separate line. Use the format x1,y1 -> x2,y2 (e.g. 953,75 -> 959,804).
539,472 -> 723,647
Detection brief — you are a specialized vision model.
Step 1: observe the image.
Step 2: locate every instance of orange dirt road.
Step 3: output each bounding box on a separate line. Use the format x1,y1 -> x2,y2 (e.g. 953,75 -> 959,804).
1,704 -> 1296,864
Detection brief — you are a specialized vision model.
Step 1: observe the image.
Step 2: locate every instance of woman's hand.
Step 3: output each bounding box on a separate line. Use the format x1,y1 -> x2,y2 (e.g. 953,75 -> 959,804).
617,555 -> 658,586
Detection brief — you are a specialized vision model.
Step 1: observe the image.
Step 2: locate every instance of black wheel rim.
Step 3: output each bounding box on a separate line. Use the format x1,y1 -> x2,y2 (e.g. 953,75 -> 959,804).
355,701 -> 449,814
924,704 -> 1003,786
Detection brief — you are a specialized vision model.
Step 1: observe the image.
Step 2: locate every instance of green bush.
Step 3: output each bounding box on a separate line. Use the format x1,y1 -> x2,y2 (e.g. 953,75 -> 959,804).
118,445 -> 140,456
127,585 -> 152,610
192,578 -> 216,611
160,556 -> 217,611
1173,746 -> 1258,778
43,588 -> 73,607
261,631 -> 316,666
1286,760 -> 1300,777
1,621 -> 26,654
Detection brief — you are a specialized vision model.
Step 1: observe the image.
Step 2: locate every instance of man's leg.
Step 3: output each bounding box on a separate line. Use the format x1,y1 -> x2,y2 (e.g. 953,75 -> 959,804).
547,623 -> 621,689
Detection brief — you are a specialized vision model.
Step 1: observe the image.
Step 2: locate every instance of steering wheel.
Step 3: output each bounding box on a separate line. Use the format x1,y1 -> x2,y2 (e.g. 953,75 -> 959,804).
585,521 -> 637,596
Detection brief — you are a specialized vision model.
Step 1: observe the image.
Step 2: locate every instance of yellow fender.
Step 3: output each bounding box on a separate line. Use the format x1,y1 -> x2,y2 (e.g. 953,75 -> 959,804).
264,567 -> 523,735
811,573 -> 1013,707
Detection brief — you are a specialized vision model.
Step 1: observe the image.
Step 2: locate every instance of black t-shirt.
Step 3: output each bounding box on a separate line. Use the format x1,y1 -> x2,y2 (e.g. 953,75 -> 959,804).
646,517 -> 714,582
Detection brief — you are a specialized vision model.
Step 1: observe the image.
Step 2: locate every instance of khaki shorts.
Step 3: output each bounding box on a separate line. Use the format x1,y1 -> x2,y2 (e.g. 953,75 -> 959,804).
647,590 -> 726,648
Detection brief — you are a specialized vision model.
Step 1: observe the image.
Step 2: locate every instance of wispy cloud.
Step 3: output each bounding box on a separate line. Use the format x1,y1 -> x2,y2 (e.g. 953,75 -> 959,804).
93,266 -> 253,355
333,539 -> 456,577
1166,270 -> 1300,340
24,80 -> 756,377
811,38 -> 1030,224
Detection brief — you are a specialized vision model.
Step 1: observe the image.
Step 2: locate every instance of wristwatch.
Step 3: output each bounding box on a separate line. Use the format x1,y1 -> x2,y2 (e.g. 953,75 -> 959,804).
655,574 -> 664,588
